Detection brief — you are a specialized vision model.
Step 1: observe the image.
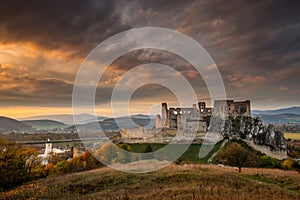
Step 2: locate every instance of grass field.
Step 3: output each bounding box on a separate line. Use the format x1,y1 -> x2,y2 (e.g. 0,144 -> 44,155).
124,140 -> 224,164
2,164 -> 300,200
285,133 -> 300,140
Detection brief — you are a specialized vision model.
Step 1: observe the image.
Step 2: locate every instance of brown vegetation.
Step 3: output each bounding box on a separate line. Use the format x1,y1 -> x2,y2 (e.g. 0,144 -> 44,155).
2,164 -> 300,200
0,138 -> 40,190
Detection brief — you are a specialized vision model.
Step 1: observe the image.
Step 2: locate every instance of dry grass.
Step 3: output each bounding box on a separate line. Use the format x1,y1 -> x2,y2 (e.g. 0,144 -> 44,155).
2,163 -> 300,200
200,164 -> 299,175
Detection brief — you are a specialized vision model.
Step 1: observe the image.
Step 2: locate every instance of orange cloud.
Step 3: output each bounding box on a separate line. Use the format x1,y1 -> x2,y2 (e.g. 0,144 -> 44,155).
0,107 -> 73,119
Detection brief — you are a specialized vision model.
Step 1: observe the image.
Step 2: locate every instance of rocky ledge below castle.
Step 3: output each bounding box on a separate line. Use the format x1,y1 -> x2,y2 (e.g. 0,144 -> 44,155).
209,116 -> 287,159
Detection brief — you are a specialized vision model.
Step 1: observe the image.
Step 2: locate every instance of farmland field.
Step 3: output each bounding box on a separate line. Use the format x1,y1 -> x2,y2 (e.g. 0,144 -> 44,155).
285,133 -> 300,140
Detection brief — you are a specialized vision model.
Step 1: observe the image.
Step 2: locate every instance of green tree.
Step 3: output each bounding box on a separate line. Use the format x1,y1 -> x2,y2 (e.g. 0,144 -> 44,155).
141,144 -> 154,160
259,156 -> 282,168
260,156 -> 275,168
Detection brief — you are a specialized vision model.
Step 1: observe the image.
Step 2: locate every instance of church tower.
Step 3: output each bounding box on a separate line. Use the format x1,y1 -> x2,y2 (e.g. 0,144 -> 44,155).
45,139 -> 52,154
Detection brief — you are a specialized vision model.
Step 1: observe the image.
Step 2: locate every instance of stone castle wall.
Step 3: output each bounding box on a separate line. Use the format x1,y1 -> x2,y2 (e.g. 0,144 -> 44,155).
243,139 -> 287,160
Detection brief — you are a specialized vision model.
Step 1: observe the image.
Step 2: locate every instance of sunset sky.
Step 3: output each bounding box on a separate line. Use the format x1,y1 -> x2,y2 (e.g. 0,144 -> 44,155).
0,0 -> 300,119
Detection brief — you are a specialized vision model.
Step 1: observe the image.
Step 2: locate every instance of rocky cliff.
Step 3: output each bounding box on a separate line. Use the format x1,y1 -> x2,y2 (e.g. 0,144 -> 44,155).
209,116 -> 287,153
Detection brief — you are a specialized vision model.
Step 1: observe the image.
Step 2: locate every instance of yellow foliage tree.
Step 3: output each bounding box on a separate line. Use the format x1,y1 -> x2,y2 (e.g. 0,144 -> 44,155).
282,158 -> 296,170
0,138 -> 39,190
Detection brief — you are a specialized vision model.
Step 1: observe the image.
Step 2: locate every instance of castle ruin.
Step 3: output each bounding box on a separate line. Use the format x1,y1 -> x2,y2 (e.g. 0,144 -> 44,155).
213,100 -> 251,119
155,102 -> 213,132
120,100 -> 287,159
155,100 -> 251,132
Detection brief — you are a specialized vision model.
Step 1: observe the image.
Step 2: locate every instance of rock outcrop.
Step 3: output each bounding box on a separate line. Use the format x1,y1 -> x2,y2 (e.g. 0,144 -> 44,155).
208,116 -> 287,158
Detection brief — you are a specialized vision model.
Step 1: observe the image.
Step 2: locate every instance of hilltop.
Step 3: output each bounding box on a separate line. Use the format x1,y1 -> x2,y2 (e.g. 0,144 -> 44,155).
66,114 -> 155,132
256,113 -> 300,124
21,120 -> 69,130
2,164 -> 300,200
253,106 -> 300,124
253,106 -> 300,115
0,116 -> 32,133
19,113 -> 107,124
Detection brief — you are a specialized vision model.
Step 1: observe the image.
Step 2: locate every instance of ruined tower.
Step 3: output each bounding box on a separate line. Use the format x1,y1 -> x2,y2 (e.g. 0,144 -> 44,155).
213,99 -> 251,118
234,100 -> 251,117
198,102 -> 206,111
161,103 -> 169,127
155,114 -> 162,129
198,101 -> 213,116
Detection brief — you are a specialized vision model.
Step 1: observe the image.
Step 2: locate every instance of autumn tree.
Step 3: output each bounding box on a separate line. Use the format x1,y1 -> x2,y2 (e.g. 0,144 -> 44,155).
0,138 -> 39,190
94,142 -> 132,165
217,142 -> 254,172
282,158 -> 297,170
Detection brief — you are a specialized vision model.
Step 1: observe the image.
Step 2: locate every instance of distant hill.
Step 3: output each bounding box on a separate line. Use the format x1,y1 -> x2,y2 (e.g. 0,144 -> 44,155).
103,114 -> 155,129
253,113 -> 300,124
21,120 -> 68,130
252,106 -> 300,124
19,114 -> 107,124
0,116 -> 32,133
253,106 -> 300,115
66,115 -> 155,132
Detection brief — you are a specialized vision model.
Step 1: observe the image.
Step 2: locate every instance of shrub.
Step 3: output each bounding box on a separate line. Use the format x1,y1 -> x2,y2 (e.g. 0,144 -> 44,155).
259,156 -> 282,168
282,158 -> 296,170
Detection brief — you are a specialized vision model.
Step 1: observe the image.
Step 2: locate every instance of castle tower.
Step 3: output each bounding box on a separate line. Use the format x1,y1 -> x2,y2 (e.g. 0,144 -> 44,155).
245,100 -> 251,116
155,114 -> 162,128
233,100 -> 251,117
162,103 -> 169,127
193,104 -> 197,109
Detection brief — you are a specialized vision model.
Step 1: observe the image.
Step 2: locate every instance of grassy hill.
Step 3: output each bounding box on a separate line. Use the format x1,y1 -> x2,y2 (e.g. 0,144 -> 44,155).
67,115 -> 155,131
21,119 -> 68,130
19,113 -> 106,124
255,113 -> 300,124
2,164 -> 300,199
125,141 -> 224,164
0,116 -> 32,132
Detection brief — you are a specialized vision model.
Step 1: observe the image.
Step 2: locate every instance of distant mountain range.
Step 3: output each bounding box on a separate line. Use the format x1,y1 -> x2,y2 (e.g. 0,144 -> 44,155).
253,106 -> 300,124
1,106 -> 300,133
252,106 -> 300,115
19,113 -> 107,124
21,120 -> 68,130
66,114 -> 155,132
0,114 -> 155,133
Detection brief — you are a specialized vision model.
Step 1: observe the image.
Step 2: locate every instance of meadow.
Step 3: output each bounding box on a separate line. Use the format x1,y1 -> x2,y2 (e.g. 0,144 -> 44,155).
2,164 -> 300,200
126,141 -> 224,164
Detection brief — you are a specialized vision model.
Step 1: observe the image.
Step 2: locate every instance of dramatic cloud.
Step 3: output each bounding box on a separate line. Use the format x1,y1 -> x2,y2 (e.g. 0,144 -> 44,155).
0,0 -> 299,117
